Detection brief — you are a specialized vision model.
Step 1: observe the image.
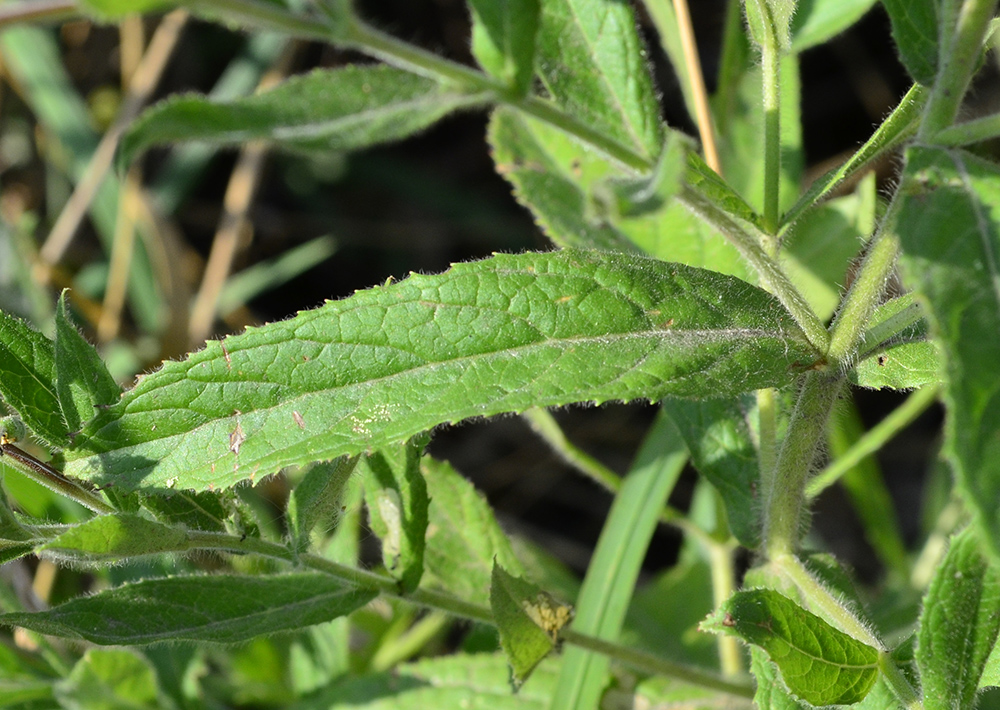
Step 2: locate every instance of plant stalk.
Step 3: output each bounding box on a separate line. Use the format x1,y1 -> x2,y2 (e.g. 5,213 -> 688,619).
763,373 -> 842,557
758,12 -> 782,234
919,0 -> 1000,139
807,385 -> 940,498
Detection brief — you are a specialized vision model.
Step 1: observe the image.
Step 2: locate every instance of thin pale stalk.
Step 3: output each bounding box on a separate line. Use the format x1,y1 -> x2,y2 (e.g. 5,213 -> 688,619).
807,385 -> 940,498
39,10 -> 188,268
670,0 -> 721,171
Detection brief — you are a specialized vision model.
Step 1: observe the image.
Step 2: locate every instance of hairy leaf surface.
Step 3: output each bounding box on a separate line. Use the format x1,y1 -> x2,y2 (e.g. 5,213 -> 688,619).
535,0 -> 662,162
120,66 -> 487,167
917,526 -> 1000,710
703,589 -> 879,705
896,146 -> 1000,559
65,250 -> 818,492
0,573 -> 376,645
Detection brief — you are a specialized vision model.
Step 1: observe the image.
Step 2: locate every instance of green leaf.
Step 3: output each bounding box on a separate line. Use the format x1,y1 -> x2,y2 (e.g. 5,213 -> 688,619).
54,649 -> 160,709
489,110 -> 750,279
750,647 -> 809,710
64,250 -> 818,493
848,341 -> 942,390
664,395 -> 761,548
790,0 -> 877,52
360,437 -> 428,593
702,588 -> 880,706
535,0 -> 663,162
119,66 -> 487,168
421,457 -> 525,607
39,513 -> 189,562
139,489 -> 231,532
291,653 -> 559,709
551,411 -> 688,709
55,292 -> 121,435
288,456 -> 357,553
487,108 -> 635,250
881,0 -> 939,85
469,0 -> 539,95
917,526 -> 1000,710
490,563 -> 572,688
0,310 -> 68,448
895,146 -> 1000,559
0,573 -> 376,645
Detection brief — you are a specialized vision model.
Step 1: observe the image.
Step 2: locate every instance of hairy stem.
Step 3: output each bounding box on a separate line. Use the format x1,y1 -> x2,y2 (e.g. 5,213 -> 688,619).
764,373 -> 842,557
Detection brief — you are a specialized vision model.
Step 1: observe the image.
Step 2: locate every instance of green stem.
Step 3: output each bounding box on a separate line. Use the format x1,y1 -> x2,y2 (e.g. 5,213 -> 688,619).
522,408 -> 712,544
345,21 -> 650,171
756,388 -> 778,494
806,385 -> 940,498
759,15 -> 782,234
190,0 -> 334,39
183,529 -> 753,696
0,445 -> 114,515
918,0 -> 1000,139
560,629 -> 755,698
879,651 -> 925,710
826,227 -> 901,366
678,185 -> 830,353
764,373 -> 842,557
708,539 -> 744,676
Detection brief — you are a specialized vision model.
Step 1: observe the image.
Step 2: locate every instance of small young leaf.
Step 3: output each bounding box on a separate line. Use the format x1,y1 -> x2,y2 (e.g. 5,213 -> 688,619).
361,436 -> 428,593
664,395 -> 761,548
0,310 -> 69,448
896,146 -> 1000,559
881,0 -> 939,85
490,562 -> 572,688
535,0 -> 663,162
55,292 -> 121,434
64,250 -> 819,493
422,457 -> 525,607
0,573 -> 376,645
54,649 -> 160,709
917,526 -> 1000,710
702,588 -> 880,706
468,0 -> 539,95
789,0 -> 877,52
39,513 -> 189,562
119,66 -> 488,168
288,456 -> 357,553
848,341 -> 942,390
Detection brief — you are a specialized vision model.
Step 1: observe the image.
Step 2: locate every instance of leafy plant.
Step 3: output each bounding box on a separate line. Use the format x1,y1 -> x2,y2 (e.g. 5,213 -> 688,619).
0,0 -> 998,708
